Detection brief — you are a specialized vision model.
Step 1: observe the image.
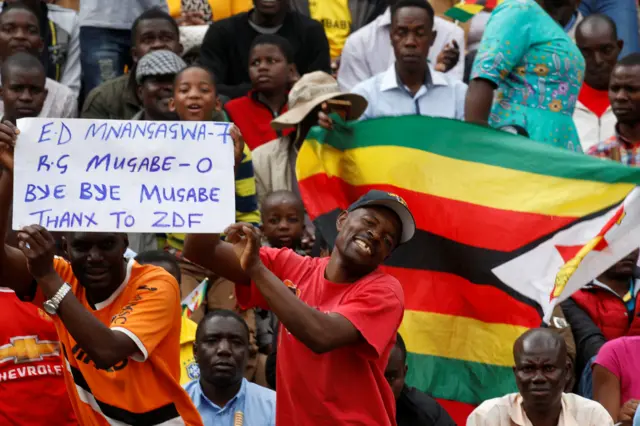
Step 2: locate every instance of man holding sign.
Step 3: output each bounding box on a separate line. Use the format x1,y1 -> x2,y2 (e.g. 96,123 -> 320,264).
0,121 -> 203,425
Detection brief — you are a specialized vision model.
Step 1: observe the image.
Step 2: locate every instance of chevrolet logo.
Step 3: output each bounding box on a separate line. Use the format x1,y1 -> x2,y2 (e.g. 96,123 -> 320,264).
0,336 -> 60,364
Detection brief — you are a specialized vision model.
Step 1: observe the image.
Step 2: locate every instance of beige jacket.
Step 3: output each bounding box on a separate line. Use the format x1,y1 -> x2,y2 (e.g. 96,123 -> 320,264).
252,136 -> 295,207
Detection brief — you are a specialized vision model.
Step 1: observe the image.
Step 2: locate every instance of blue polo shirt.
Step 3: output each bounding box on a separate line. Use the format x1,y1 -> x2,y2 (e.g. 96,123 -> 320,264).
184,378 -> 276,426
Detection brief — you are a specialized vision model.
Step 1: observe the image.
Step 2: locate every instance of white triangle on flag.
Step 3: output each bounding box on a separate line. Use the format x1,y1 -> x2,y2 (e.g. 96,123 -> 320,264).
181,278 -> 208,311
492,187 -> 640,322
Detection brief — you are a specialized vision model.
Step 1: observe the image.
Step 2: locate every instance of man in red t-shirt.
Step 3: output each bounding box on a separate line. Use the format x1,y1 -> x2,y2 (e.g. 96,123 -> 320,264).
0,288 -> 77,425
184,190 -> 415,425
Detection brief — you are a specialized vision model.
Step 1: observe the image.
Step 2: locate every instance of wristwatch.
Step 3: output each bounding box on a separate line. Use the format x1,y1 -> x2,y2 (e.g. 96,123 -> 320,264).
43,283 -> 72,315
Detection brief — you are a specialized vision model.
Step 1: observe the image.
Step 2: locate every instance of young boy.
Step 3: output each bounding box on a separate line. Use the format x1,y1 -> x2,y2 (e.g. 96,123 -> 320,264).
1,52 -> 48,123
168,67 -> 267,384
256,190 -> 306,357
260,190 -> 306,252
165,64 -> 260,258
225,34 -> 296,151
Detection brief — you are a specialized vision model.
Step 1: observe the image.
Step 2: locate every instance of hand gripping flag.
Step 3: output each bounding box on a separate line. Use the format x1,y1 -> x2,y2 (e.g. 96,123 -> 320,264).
296,115 -> 640,424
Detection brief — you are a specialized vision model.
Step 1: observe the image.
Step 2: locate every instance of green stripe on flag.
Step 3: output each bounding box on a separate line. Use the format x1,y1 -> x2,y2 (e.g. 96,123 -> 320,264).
406,352 -> 517,405
306,116 -> 640,184
444,6 -> 476,22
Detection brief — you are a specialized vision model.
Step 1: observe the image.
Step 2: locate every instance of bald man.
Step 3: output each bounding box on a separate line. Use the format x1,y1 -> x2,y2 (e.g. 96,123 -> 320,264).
467,329 -> 613,426
574,14 -> 623,151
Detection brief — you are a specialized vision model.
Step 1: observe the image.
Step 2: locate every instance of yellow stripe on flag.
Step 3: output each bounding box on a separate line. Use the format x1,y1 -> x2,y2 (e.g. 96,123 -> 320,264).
456,4 -> 485,13
399,310 -> 528,367
297,140 -> 634,217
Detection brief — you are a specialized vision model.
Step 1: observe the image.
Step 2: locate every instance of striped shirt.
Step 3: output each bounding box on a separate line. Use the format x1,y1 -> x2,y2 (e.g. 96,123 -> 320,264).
161,142 -> 261,253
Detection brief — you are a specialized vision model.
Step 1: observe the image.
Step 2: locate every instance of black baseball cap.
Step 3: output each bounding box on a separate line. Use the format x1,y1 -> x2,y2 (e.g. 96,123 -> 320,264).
347,190 -> 416,245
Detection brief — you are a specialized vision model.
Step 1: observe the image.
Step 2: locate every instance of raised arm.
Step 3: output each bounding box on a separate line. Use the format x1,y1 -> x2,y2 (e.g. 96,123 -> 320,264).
0,121 -> 38,298
183,233 -> 251,286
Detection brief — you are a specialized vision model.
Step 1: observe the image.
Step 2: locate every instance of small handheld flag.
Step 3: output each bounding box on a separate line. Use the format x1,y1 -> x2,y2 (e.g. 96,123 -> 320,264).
181,278 -> 209,319
445,0 -> 503,22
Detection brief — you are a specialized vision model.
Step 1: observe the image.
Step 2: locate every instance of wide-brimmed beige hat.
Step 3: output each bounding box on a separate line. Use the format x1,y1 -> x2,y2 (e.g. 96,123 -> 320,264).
271,71 -> 368,131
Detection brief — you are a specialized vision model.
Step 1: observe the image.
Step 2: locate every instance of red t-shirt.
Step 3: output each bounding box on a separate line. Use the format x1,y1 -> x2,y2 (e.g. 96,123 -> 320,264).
225,91 -> 294,151
0,288 -> 76,425
236,247 -> 405,426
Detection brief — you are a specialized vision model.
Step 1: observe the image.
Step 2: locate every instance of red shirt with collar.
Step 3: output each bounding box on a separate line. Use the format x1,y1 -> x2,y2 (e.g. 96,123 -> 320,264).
225,90 -> 294,151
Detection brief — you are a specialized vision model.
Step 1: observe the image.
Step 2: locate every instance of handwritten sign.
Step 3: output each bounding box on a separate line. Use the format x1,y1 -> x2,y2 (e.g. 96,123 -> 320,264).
13,118 -> 236,233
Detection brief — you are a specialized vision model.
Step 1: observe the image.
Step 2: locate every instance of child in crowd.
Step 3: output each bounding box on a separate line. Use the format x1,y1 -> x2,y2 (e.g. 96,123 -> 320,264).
225,34 -> 296,151
163,64 -> 260,259
260,190 -> 306,253
256,190 -> 307,355
166,68 -> 267,385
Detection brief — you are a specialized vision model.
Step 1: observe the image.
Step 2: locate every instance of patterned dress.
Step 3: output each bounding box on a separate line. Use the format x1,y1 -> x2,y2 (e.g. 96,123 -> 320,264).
471,0 -> 585,152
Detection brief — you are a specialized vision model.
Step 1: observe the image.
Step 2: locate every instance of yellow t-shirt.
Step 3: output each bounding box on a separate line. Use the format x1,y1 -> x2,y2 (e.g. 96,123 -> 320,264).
167,0 -> 253,21
308,0 -> 352,58
180,316 -> 199,385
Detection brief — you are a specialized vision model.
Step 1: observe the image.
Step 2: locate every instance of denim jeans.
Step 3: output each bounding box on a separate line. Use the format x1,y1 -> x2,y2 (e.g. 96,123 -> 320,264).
79,26 -> 132,95
578,355 -> 597,399
579,0 -> 640,58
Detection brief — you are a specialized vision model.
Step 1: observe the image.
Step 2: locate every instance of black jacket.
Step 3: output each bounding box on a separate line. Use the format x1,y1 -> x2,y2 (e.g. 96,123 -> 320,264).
397,386 -> 457,426
561,298 -> 606,381
199,10 -> 331,99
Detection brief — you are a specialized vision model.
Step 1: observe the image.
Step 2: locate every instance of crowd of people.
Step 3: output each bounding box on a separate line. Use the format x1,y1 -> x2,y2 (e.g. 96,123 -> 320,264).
0,0 -> 640,425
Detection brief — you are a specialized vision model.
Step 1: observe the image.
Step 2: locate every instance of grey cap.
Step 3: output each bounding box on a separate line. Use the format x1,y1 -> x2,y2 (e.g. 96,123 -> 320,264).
136,50 -> 187,84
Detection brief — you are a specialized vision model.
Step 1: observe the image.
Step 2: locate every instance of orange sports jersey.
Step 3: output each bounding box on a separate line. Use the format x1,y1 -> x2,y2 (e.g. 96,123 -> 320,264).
29,257 -> 203,426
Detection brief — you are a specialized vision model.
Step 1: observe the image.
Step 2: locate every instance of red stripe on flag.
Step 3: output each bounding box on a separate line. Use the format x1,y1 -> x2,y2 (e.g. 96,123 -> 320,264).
299,174 -> 577,251
384,266 -> 541,327
462,0 -> 498,7
436,398 -> 476,425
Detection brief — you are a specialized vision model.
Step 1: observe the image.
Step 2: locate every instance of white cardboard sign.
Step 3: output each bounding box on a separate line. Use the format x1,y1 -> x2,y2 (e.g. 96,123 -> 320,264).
12,118 -> 236,233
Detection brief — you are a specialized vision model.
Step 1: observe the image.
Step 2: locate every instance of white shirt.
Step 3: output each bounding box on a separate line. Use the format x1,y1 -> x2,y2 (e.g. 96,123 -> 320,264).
337,7 -> 465,91
466,393 -> 613,426
573,101 -> 617,152
352,63 -> 467,120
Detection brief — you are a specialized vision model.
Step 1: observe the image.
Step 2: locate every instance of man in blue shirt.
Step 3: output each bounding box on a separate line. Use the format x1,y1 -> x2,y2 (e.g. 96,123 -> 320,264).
184,310 -> 276,426
350,0 -> 467,120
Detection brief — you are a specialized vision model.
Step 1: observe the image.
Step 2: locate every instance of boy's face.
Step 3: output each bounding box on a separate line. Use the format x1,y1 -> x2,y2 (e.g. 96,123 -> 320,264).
170,67 -> 219,121
0,9 -> 43,60
249,43 -> 292,94
1,66 -> 46,120
262,198 -> 304,249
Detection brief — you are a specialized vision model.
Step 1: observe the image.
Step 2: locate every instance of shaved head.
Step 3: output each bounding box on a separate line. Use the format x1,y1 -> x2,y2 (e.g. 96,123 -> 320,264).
575,13 -> 622,90
576,13 -> 618,41
514,328 -> 566,362
513,328 -> 569,415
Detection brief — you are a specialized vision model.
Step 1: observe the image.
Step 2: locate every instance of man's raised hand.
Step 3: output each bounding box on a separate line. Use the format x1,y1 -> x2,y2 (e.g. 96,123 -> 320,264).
225,223 -> 263,275
0,120 -> 18,172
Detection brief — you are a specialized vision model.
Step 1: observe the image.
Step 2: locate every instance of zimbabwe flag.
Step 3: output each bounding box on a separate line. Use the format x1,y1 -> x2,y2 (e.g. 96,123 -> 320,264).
445,0 -> 503,22
296,116 -> 640,424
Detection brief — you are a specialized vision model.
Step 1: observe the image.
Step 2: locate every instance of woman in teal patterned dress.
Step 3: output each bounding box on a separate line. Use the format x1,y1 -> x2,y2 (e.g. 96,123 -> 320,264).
464,0 -> 585,152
